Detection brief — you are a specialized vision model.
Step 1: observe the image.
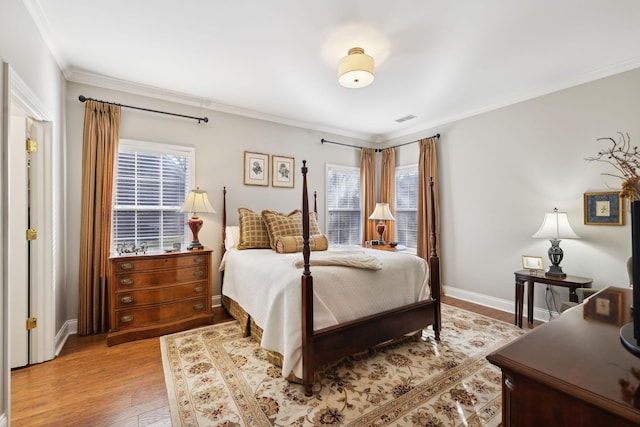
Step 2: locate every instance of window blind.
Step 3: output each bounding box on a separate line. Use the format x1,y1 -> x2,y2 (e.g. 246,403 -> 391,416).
326,164 -> 361,245
395,165 -> 418,248
112,140 -> 195,252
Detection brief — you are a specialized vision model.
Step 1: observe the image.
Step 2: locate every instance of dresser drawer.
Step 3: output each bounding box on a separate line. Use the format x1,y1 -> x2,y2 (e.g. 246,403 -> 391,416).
108,249 -> 213,345
114,297 -> 208,330
114,266 -> 208,290
115,282 -> 208,308
113,253 -> 209,273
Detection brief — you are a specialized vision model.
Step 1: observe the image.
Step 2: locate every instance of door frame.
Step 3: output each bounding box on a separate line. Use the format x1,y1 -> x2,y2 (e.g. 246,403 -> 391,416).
2,62 -> 55,416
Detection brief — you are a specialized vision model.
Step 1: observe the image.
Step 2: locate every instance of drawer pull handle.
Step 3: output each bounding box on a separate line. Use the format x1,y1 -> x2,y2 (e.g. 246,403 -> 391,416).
119,263 -> 134,270
194,256 -> 205,263
194,270 -> 205,278
120,278 -> 133,286
120,315 -> 134,323
120,296 -> 134,304
193,303 -> 204,310
194,286 -> 204,293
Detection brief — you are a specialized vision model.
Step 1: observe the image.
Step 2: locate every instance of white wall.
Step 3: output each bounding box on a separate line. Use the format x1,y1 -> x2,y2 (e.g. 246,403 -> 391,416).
64,82 -> 372,315
392,68 -> 640,315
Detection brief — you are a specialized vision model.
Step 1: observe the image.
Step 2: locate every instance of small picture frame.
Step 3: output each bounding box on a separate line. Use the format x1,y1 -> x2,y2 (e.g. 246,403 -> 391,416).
584,191 -> 623,225
244,151 -> 269,186
522,255 -> 544,271
583,288 -> 623,325
272,155 -> 295,188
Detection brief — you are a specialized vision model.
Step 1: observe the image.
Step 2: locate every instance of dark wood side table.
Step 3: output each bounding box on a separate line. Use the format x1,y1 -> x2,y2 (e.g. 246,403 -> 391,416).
488,287 -> 640,426
514,269 -> 592,327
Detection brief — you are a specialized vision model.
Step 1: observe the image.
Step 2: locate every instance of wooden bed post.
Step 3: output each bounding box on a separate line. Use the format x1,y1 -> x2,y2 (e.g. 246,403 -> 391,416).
428,178 -> 441,340
220,187 -> 227,286
221,186 -> 227,256
300,161 -> 315,395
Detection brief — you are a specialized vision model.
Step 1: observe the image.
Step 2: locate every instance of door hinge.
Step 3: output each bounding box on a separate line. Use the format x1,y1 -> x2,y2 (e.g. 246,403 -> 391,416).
26,138 -> 37,153
26,317 -> 37,330
26,229 -> 37,241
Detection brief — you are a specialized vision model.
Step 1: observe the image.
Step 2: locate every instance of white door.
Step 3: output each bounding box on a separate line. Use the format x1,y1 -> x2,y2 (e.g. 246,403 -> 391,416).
4,64 -> 53,369
8,115 -> 29,368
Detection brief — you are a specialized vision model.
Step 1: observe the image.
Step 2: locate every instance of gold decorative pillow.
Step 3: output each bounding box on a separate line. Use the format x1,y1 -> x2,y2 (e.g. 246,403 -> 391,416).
262,210 -> 303,249
309,211 -> 322,236
237,208 -> 270,249
275,234 -> 329,253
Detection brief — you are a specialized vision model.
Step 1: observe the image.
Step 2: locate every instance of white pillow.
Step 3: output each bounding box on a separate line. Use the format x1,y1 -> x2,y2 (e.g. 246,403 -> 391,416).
225,226 -> 240,250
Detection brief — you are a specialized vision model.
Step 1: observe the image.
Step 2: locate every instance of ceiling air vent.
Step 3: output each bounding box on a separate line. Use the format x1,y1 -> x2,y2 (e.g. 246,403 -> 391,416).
395,114 -> 417,123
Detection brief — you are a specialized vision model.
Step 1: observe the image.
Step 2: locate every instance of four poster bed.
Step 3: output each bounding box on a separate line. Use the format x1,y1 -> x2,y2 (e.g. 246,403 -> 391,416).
220,160 -> 441,395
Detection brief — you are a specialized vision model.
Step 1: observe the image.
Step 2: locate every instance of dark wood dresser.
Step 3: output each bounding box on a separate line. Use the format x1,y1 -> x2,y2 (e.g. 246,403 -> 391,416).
487,287 -> 640,426
107,249 -> 214,346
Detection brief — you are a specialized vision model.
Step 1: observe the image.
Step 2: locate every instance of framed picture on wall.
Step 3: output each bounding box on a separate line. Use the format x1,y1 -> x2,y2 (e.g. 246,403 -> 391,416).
584,191 -> 623,225
244,151 -> 269,186
272,155 -> 295,188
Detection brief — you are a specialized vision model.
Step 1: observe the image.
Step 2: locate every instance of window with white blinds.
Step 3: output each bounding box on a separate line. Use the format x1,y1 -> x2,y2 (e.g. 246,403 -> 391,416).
326,164 -> 361,245
112,140 -> 195,253
395,164 -> 418,248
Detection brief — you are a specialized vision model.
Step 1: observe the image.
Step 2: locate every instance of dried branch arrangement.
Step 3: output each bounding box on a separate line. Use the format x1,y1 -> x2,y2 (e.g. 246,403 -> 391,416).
586,132 -> 640,200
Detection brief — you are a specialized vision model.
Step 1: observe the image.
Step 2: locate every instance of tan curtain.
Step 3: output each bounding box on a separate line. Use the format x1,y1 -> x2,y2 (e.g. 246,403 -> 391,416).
417,137 -> 442,293
379,148 -> 396,243
78,101 -> 121,335
360,148 -> 376,243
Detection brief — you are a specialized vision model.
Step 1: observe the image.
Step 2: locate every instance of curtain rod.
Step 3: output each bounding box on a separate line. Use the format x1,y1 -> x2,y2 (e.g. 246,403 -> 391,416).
321,133 -> 440,152
78,95 -> 209,124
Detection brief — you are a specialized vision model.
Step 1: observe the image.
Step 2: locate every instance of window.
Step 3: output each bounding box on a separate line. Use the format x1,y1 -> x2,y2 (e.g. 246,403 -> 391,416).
395,164 -> 418,248
326,164 -> 361,245
112,140 -> 195,253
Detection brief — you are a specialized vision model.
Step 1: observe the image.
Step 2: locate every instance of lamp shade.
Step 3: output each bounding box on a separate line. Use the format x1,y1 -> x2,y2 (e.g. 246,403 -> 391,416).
368,203 -> 395,221
338,47 -> 375,89
178,188 -> 215,214
532,208 -> 579,239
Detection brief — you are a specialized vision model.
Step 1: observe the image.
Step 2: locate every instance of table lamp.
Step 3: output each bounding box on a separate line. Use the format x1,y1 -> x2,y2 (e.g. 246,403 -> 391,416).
178,188 -> 216,250
532,208 -> 579,277
368,202 -> 395,244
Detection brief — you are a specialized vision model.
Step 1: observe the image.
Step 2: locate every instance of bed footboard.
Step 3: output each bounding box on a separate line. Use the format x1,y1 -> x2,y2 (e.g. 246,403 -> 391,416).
300,161 -> 441,395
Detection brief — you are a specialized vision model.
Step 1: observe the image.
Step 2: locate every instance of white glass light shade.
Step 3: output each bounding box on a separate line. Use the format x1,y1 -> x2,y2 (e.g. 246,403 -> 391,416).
178,188 -> 215,214
338,47 -> 374,89
532,209 -> 579,239
369,203 -> 395,221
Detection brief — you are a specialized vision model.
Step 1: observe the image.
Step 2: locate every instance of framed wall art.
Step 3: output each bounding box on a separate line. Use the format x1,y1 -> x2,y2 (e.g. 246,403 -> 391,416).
583,191 -> 623,225
272,155 -> 295,188
583,288 -> 624,325
244,151 -> 269,186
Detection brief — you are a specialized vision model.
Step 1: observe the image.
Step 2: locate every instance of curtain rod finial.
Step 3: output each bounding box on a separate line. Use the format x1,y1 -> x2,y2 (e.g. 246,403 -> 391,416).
79,95 -> 87,102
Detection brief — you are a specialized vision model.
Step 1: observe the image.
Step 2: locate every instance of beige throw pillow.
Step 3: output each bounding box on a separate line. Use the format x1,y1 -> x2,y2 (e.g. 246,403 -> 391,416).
275,234 -> 329,253
309,211 -> 322,236
262,210 -> 303,249
237,208 -> 271,249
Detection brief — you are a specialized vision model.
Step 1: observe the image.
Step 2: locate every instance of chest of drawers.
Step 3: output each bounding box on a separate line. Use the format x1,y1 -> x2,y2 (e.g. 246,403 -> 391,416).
107,249 -> 214,346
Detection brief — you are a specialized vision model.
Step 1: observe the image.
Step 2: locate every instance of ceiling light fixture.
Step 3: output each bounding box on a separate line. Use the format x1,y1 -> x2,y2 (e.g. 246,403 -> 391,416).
338,47 -> 374,88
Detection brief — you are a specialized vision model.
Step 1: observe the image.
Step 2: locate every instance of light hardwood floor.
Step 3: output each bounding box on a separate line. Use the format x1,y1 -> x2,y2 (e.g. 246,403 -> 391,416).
11,297 -> 541,426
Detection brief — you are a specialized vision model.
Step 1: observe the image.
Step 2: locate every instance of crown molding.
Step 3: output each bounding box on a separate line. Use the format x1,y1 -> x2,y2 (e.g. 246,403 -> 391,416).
384,56 -> 640,142
66,56 -> 640,145
66,68 -> 377,142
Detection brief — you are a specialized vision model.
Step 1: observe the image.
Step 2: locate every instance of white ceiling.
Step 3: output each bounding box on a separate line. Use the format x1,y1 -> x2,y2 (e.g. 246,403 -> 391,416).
26,0 -> 640,142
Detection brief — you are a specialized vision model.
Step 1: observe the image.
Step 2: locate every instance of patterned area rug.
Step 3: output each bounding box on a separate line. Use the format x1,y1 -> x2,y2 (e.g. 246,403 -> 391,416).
160,305 -> 526,426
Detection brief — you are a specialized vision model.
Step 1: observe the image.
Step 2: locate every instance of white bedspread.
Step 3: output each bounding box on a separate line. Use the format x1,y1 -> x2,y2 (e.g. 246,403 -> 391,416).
221,246 -> 430,379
